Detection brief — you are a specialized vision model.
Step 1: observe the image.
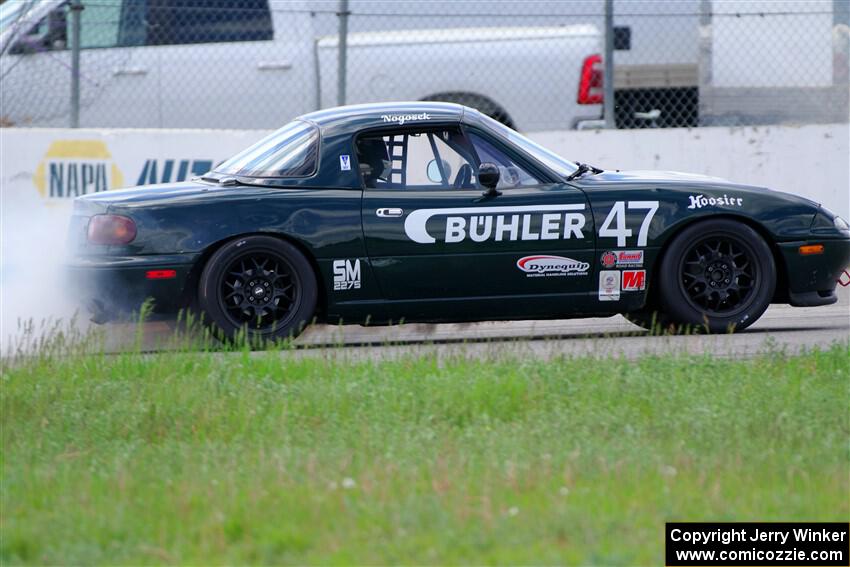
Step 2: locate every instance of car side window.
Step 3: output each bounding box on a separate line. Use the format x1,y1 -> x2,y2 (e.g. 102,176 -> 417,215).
356,128 -> 478,190
11,1 -> 125,53
138,0 -> 274,46
468,132 -> 543,189
80,2 -> 122,49
9,5 -> 69,54
11,0 -> 270,51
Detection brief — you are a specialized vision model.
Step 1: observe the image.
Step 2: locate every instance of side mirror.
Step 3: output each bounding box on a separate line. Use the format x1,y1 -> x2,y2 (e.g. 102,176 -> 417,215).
478,162 -> 501,197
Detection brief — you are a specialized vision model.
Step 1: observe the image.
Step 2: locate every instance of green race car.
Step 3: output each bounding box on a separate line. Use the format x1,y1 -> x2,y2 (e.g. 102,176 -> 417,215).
68,102 -> 850,340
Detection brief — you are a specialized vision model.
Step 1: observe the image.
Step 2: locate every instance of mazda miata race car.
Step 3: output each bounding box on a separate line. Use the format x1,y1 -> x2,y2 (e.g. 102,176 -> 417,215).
68,102 -> 850,340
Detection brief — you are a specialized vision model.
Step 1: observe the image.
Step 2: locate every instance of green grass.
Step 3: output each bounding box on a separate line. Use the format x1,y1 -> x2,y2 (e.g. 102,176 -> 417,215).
1,338 -> 848,565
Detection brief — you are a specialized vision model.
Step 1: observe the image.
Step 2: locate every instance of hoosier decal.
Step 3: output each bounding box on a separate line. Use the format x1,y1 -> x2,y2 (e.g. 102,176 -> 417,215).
687,194 -> 743,210
404,204 -> 587,244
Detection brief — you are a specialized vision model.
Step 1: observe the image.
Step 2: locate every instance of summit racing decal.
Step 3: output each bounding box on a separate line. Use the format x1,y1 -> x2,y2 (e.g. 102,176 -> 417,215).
404,204 -> 586,244
381,112 -> 431,125
687,194 -> 743,209
517,255 -> 589,278
601,250 -> 644,268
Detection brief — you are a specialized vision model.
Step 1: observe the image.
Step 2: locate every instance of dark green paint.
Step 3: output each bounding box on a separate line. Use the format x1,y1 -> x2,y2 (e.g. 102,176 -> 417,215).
69,102 -> 850,324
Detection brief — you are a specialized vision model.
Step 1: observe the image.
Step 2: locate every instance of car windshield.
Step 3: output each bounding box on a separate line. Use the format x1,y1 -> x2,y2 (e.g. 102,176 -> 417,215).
475,111 -> 578,178
214,120 -> 319,178
0,1 -> 29,33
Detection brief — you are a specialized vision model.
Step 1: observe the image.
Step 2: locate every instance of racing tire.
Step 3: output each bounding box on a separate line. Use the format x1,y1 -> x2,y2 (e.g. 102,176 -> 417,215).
198,235 -> 317,344
658,219 -> 775,333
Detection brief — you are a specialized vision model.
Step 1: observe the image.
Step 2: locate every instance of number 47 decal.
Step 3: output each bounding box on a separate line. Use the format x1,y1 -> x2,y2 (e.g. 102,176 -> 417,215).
598,201 -> 659,247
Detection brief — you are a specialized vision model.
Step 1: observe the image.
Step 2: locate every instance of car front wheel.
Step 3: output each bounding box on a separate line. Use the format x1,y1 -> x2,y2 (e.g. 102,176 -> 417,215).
198,235 -> 317,343
657,219 -> 776,333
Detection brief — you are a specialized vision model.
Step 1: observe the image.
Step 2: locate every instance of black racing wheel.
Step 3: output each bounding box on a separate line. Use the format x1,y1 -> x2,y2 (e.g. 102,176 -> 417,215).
657,219 -> 775,333
198,235 -> 317,343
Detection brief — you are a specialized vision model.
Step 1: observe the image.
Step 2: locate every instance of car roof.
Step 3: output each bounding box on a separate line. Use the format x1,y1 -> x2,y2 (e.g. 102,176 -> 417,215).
299,101 -> 465,132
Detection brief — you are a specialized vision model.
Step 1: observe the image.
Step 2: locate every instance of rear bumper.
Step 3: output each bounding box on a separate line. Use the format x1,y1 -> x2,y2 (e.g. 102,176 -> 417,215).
66,254 -> 197,321
777,238 -> 850,305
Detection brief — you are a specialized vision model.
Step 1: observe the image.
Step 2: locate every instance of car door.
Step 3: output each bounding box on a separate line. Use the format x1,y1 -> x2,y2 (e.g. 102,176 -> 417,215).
359,124 -> 595,301
152,0 -> 314,129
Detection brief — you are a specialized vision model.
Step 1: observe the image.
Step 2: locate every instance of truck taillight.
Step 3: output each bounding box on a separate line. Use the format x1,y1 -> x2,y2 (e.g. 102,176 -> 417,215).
87,214 -> 137,245
578,54 -> 603,104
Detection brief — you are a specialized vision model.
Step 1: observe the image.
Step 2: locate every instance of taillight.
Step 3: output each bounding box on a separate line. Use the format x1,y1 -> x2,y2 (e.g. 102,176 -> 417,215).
87,214 -> 137,245
578,54 -> 604,104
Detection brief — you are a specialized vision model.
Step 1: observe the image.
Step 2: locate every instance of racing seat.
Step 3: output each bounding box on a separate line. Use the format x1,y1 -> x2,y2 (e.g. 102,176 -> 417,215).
356,137 -> 391,188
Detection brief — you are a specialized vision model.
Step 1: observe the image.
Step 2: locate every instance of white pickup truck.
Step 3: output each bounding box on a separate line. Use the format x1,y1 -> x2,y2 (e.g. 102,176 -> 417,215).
0,0 -> 602,131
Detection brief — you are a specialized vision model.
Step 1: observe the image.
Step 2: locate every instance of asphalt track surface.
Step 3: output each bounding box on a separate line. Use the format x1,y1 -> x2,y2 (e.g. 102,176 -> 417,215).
104,286 -> 850,361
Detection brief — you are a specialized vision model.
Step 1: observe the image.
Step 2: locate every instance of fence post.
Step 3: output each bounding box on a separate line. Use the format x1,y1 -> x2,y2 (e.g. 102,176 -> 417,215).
603,0 -> 615,128
697,0 -> 713,126
337,0 -> 349,107
833,0 -> 849,122
69,0 -> 83,128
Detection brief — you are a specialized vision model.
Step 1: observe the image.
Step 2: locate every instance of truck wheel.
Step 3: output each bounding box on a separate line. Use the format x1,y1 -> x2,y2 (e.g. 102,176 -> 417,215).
658,219 -> 775,333
198,236 -> 317,343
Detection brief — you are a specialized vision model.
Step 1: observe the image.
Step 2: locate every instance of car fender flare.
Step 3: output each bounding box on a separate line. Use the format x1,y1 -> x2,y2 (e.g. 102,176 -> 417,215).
647,213 -> 787,307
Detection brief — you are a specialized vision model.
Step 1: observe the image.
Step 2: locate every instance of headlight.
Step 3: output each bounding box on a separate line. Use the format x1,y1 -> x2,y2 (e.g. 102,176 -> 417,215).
812,206 -> 850,234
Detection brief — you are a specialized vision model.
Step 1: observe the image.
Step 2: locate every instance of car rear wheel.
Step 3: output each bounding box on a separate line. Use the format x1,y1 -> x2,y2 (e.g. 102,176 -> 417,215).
658,219 -> 775,333
198,236 -> 317,343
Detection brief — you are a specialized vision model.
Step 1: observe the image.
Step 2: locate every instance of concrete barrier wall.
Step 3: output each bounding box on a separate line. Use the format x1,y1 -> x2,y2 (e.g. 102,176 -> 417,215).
2,123 -> 847,220
535,123 -> 849,219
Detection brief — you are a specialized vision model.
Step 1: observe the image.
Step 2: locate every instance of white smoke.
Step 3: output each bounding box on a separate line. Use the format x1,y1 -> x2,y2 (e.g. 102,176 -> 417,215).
0,185 -> 88,354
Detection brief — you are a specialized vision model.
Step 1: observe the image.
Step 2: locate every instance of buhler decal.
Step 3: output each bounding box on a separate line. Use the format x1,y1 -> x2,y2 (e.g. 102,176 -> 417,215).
404,204 -> 587,244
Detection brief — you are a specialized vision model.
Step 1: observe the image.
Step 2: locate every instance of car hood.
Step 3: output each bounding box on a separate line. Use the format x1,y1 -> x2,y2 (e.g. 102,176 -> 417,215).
586,169 -> 731,184
579,169 -> 821,208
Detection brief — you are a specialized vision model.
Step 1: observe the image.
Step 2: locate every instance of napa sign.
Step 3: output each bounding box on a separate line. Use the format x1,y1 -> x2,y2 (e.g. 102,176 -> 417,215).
33,139 -> 218,200
33,140 -> 124,199
15,129 -> 270,204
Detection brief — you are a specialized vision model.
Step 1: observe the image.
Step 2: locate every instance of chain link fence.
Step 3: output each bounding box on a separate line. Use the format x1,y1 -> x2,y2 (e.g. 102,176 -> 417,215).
0,0 -> 847,131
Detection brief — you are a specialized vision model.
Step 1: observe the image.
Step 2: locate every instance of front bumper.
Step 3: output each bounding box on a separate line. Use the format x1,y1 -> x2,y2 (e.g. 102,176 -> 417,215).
777,238 -> 850,307
66,254 -> 197,321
